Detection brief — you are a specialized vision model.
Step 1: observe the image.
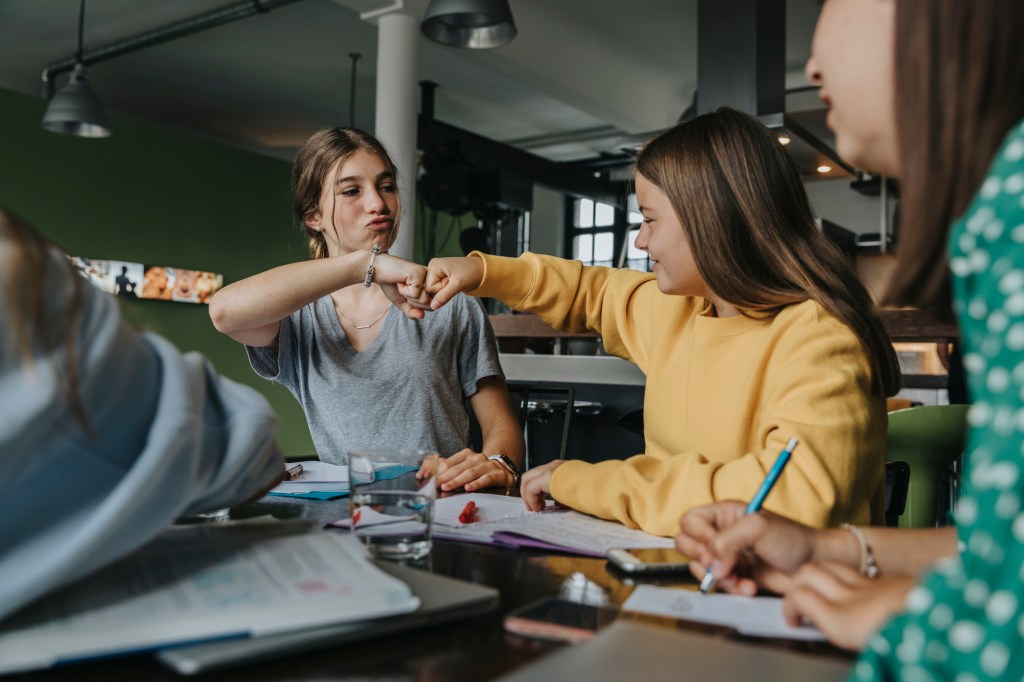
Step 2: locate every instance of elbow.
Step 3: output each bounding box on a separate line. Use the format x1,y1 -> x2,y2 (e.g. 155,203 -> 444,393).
208,291 -> 233,334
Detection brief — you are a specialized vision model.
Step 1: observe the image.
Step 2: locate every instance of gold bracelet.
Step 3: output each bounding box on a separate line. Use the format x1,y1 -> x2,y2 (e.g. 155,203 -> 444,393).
363,244 -> 382,288
841,523 -> 880,579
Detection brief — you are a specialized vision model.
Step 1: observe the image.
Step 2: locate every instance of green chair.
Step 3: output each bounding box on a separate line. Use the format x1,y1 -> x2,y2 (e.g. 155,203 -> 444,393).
885,404 -> 970,528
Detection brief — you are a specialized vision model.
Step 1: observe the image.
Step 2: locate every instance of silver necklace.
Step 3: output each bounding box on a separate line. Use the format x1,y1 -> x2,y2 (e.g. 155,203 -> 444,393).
336,303 -> 391,330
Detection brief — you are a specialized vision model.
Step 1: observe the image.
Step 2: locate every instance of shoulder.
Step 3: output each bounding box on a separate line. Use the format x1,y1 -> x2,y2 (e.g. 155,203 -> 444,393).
951,120 -> 1024,283
770,300 -> 861,351
773,298 -> 841,326
972,119 -> 1024,230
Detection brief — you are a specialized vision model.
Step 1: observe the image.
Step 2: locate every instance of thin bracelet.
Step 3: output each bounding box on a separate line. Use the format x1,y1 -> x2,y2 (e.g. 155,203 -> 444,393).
363,244 -> 382,287
841,523 -> 880,579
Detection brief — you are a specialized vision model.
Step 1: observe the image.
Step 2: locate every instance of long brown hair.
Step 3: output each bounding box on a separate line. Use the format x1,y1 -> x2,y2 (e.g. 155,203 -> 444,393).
884,0 -> 1024,308
1,207 -> 92,434
636,108 -> 901,396
293,127 -> 400,259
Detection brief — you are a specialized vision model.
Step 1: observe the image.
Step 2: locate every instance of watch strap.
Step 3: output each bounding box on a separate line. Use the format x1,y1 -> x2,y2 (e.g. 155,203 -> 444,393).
487,454 -> 520,493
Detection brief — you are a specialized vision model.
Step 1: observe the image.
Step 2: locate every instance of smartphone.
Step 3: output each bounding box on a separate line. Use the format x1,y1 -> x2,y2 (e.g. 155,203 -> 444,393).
503,596 -> 618,643
606,547 -> 692,574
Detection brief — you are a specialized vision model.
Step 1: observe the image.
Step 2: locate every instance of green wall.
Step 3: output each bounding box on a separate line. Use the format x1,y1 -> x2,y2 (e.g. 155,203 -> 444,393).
0,86 -> 476,456
0,87 -> 316,455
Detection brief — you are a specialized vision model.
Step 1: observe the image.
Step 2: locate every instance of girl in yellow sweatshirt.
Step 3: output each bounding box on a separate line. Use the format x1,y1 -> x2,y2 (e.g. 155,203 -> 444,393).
424,108 -> 900,536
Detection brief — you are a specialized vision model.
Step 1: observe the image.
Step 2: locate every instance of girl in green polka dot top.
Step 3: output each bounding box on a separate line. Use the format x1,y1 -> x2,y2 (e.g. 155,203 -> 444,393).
675,1 -> 1024,679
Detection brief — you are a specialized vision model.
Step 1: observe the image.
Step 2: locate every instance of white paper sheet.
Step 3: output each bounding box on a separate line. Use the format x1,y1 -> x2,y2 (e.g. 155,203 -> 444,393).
433,493 -> 530,526
427,494 -> 674,555
271,461 -> 350,493
0,528 -> 418,674
286,460 -> 348,482
622,585 -> 826,641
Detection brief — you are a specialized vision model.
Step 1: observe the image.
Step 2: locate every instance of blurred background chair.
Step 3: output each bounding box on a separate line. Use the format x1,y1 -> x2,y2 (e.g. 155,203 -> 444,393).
885,404 -> 970,528
507,383 -> 576,471
466,382 -> 579,471
884,460 -> 910,527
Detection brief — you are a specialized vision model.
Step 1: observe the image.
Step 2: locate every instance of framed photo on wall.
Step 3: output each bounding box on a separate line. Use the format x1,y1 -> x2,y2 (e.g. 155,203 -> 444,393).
70,256 -> 223,305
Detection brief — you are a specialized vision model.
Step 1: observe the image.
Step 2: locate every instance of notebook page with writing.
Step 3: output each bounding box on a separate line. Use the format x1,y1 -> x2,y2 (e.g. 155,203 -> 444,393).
622,585 -> 826,641
0,528 -> 417,674
427,494 -> 674,556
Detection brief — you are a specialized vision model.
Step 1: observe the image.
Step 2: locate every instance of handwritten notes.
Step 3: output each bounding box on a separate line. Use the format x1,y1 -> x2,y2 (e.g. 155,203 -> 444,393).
622,585 -> 826,641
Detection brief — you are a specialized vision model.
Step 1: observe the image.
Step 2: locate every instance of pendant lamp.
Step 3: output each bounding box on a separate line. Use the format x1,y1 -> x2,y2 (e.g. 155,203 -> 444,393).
421,0 -> 517,49
42,0 -> 111,138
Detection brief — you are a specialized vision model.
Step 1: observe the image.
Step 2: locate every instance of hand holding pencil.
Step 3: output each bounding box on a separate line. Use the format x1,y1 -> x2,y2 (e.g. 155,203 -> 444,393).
674,439 -> 824,596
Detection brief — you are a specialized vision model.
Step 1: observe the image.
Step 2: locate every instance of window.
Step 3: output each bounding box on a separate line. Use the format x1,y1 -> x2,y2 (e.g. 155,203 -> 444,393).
624,193 -> 650,272
567,192 -> 649,272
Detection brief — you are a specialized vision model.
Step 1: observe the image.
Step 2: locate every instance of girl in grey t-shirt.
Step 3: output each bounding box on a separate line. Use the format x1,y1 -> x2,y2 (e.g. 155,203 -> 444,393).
210,127 -> 524,493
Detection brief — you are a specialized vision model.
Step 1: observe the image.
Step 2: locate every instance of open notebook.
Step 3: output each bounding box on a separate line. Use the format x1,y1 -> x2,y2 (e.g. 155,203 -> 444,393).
421,493 -> 675,557
0,522 -> 418,674
156,560 -> 499,674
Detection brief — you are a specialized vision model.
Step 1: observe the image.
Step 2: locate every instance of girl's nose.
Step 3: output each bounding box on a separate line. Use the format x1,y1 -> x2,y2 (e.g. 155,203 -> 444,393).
633,224 -> 650,251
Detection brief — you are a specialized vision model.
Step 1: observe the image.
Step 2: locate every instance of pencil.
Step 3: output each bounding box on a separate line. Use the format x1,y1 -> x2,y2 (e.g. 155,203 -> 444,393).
699,437 -> 798,595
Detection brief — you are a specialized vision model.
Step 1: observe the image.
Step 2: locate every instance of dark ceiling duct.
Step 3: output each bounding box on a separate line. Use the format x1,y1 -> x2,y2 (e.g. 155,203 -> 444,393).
617,0 -> 852,179
697,0 -> 852,177
40,0 -> 307,100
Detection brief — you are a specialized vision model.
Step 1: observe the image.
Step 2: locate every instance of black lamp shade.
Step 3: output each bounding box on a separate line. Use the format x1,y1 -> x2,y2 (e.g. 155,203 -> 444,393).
421,0 -> 517,49
42,64 -> 111,138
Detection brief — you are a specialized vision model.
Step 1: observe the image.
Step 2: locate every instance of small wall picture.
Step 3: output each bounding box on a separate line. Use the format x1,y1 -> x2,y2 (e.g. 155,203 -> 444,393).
70,256 -> 223,305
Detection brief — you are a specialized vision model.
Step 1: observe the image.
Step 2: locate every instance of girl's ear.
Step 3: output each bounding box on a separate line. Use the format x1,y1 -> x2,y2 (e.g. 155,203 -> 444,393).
304,211 -> 323,232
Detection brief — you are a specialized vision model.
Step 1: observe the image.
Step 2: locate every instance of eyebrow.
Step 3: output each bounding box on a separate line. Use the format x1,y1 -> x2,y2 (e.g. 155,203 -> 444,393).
336,170 -> 394,185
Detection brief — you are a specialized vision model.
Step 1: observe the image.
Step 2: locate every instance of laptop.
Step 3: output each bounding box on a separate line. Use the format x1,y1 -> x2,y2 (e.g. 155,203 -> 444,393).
495,619 -> 852,682
156,561 -> 499,675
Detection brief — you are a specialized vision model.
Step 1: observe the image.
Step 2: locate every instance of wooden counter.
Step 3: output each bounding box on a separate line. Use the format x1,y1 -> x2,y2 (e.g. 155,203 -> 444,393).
490,310 -> 958,343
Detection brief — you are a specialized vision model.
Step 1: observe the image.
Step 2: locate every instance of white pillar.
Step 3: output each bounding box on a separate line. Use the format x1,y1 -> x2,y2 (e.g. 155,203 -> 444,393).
370,9 -> 419,261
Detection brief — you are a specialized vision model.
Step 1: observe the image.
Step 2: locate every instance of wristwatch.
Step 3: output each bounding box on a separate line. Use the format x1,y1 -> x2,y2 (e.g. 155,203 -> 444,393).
487,453 -> 520,494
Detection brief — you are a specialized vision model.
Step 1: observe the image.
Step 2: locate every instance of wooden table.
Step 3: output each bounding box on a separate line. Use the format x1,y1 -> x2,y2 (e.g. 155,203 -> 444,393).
21,495 -> 848,681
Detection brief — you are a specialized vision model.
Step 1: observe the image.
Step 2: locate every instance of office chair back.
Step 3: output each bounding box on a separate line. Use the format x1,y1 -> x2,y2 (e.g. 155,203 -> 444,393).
507,383 -> 575,470
885,404 -> 970,528
884,460 -> 910,527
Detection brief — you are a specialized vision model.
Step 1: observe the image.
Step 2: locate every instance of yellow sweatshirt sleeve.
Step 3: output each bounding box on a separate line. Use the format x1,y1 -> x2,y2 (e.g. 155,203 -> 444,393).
471,251 -> 671,371
548,304 -> 886,537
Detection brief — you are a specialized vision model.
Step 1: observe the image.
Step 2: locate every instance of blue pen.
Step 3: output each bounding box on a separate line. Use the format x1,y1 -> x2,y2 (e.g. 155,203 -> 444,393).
698,437 -> 798,595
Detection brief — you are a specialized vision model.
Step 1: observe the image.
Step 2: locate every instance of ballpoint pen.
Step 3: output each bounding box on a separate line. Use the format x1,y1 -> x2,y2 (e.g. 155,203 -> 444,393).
285,464 -> 304,481
699,437 -> 799,595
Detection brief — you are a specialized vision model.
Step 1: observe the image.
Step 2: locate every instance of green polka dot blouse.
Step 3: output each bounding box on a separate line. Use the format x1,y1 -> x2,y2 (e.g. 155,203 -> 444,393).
855,120 -> 1024,681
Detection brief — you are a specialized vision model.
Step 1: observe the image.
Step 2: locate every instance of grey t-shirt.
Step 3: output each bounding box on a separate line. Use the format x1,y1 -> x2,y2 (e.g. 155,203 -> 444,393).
247,293 -> 503,464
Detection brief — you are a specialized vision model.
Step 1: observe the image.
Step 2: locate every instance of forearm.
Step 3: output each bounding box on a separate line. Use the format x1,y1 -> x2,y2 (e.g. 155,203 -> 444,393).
471,253 -> 598,333
479,421 -> 525,470
470,378 -> 526,470
812,526 -> 958,577
210,251 -> 367,334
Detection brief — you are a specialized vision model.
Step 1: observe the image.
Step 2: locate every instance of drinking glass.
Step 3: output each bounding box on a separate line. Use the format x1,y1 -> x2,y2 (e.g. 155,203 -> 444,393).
348,448 -> 439,560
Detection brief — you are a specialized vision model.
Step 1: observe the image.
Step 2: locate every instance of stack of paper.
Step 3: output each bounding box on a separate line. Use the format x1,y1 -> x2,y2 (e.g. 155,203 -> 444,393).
270,460 -> 350,498
269,461 -> 421,500
0,525 -> 419,674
